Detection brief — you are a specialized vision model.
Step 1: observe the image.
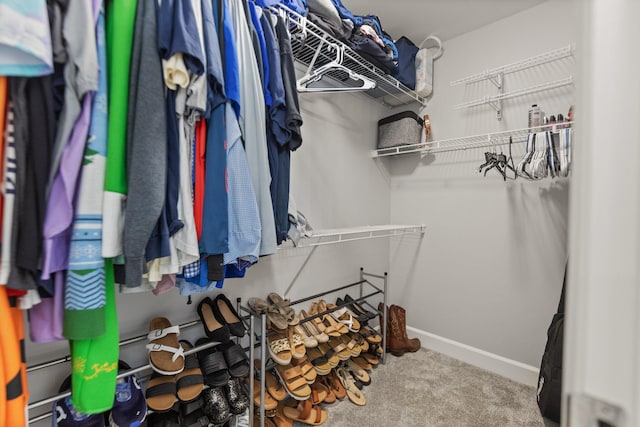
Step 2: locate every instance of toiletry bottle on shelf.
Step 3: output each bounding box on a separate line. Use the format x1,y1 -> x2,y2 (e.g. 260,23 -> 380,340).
528,104 -> 543,129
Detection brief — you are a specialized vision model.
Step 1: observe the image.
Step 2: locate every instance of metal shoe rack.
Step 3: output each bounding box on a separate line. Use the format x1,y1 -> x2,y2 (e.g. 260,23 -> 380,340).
26,312 -> 252,425
241,268 -> 388,427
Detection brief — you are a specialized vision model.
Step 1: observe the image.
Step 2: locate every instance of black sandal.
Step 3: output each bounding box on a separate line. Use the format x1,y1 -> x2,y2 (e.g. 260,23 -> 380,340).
197,341 -> 230,387
180,397 -> 211,427
221,342 -> 250,378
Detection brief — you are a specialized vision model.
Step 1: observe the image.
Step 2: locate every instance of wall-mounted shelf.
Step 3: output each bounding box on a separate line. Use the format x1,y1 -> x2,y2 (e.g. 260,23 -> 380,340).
450,45 -> 575,86
289,225 -> 425,248
371,122 -> 573,158
449,44 -> 575,120
277,6 -> 427,107
454,76 -> 574,111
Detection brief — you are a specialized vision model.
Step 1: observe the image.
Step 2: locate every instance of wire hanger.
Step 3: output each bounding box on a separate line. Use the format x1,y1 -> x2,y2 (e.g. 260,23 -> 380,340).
296,41 -> 377,93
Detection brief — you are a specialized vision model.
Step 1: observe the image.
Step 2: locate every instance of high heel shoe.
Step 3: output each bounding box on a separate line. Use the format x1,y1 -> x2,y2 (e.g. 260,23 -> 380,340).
308,302 -> 341,337
299,310 -> 330,344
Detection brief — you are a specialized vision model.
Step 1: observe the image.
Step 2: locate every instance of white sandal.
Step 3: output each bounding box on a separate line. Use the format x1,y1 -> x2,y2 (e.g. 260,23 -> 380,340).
146,317 -> 185,375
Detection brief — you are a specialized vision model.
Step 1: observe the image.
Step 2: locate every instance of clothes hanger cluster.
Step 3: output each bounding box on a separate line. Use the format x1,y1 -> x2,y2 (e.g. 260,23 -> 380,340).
478,137 -> 516,181
296,37 -> 377,93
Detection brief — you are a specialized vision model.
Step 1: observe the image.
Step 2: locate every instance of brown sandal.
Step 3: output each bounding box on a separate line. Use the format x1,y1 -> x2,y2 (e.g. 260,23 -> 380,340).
282,400 -> 328,425
175,341 -> 204,402
291,356 -> 317,384
145,373 -> 177,412
274,364 -> 311,401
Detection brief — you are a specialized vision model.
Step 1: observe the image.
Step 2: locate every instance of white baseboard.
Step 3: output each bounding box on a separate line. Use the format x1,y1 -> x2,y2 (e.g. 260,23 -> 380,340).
406,326 -> 540,388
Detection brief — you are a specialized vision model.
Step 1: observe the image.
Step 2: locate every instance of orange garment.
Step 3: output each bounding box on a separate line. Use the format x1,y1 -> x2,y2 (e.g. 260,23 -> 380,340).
0,286 -> 25,427
10,299 -> 28,415
194,120 -> 206,240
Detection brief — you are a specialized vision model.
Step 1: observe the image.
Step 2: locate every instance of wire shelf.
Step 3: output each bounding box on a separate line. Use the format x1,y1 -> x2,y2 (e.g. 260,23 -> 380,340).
454,76 -> 574,110
371,122 -> 574,157
450,44 -> 575,86
286,225 -> 425,247
276,6 -> 427,107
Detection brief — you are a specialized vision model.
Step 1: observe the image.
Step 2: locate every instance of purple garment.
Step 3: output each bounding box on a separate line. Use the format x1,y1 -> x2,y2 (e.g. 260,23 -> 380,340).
41,93 -> 95,279
28,273 -> 65,342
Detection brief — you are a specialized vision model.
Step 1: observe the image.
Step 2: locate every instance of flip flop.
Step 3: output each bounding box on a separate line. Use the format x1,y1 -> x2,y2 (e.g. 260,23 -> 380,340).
352,356 -> 373,372
310,381 -> 329,405
346,359 -> 371,386
324,371 -> 346,400
359,325 -> 383,344
282,400 -> 328,425
146,317 -> 185,375
336,367 -> 366,406
176,341 -> 204,402
273,364 -> 311,401
145,373 -> 177,412
253,360 -> 288,401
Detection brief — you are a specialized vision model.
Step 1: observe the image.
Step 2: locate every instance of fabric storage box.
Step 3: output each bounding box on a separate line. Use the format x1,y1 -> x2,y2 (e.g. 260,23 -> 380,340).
377,111 -> 424,149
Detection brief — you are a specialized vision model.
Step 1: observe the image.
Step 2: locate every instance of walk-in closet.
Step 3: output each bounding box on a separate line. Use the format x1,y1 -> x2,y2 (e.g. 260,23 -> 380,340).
1,0 -> 638,426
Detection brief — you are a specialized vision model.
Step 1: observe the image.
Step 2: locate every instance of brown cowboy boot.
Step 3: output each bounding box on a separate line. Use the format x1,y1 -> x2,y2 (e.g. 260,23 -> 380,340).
383,304 -> 410,356
391,304 -> 421,353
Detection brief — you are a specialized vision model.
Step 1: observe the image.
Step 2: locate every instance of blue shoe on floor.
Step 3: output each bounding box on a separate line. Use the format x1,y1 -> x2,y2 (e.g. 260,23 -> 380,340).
108,370 -> 147,427
53,396 -> 106,427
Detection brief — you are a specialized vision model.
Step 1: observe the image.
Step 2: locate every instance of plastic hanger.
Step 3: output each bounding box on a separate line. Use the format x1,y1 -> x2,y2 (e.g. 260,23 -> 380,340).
296,43 -> 377,93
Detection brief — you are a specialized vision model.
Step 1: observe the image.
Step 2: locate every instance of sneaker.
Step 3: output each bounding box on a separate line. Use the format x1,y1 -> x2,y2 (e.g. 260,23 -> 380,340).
109,365 -> 147,427
53,396 -> 106,427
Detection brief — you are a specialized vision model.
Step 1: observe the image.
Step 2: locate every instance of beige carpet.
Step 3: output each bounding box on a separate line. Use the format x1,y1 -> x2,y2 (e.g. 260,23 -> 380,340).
316,348 -> 548,427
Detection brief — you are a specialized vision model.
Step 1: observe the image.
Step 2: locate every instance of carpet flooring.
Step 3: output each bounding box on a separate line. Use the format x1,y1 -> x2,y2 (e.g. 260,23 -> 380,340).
315,348 -> 550,427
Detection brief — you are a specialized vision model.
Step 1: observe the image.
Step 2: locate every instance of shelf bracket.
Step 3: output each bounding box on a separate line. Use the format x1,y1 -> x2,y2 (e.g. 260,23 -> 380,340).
493,72 -> 504,120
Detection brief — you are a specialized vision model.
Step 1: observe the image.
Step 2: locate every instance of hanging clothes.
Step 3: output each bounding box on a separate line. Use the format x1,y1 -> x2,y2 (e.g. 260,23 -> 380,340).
227,0 -> 277,256
0,0 -> 54,77
103,0 -> 137,258
123,0 -> 167,288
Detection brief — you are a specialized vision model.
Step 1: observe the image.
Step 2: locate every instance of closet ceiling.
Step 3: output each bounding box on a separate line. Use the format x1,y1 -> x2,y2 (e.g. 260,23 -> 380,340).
346,0 -> 547,43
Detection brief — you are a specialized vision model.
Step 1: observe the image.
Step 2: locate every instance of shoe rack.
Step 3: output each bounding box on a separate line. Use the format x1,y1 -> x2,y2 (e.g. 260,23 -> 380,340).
26,310 -> 252,425
241,268 -> 388,427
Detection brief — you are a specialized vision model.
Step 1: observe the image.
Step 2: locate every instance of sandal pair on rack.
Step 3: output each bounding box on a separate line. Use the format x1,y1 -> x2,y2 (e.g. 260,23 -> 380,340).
248,292 -> 298,330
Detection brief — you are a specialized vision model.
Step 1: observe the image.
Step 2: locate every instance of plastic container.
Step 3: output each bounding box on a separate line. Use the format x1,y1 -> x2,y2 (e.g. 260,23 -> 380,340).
528,104 -> 543,129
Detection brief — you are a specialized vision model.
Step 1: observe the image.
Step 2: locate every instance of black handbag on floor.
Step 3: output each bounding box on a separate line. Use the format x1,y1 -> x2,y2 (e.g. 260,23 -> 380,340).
536,265 -> 566,423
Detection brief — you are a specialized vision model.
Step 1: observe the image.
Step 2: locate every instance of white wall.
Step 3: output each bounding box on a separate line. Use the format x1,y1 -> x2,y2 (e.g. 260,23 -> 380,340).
387,0 -> 577,371
26,89 -> 388,423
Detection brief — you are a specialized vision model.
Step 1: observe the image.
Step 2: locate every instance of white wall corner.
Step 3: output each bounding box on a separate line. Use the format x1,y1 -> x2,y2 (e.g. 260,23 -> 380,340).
407,325 -> 540,387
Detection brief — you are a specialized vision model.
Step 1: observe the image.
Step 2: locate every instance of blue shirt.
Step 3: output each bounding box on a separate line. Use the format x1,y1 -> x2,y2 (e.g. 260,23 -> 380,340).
248,1 -> 271,107
201,0 -> 226,117
157,0 -> 205,74
223,102 -> 261,266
